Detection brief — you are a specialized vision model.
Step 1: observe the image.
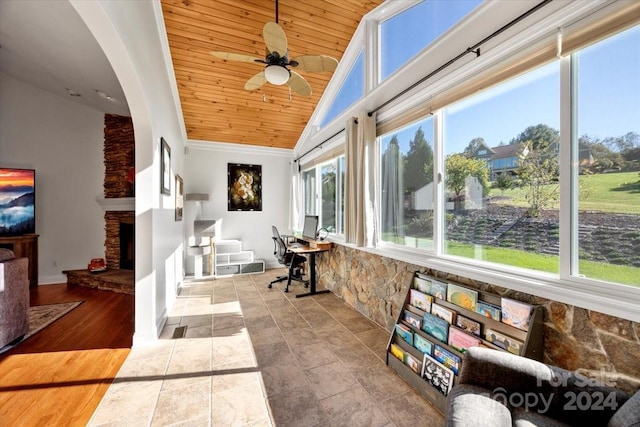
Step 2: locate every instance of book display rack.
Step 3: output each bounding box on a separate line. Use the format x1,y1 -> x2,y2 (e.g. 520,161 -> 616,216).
386,272 -> 543,413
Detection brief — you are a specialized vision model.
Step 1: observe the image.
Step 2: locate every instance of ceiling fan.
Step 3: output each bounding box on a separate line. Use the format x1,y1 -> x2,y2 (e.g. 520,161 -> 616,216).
210,0 -> 338,97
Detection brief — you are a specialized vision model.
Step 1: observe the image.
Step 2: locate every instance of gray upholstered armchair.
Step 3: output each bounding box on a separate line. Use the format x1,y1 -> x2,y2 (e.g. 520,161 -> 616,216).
445,346 -> 640,427
0,250 -> 30,348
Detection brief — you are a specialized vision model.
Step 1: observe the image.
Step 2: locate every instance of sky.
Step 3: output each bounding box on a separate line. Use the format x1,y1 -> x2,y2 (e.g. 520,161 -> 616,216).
325,2 -> 640,156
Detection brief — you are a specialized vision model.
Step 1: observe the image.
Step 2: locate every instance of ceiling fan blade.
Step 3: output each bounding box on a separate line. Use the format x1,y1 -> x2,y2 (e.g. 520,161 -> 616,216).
244,71 -> 267,91
291,55 -> 338,72
263,22 -> 288,57
287,71 -> 312,97
210,51 -> 262,64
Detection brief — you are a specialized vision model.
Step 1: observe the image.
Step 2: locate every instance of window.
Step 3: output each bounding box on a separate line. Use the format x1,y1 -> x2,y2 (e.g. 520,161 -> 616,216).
379,0 -> 481,81
379,117 -> 435,249
302,155 -> 346,235
320,50 -> 365,128
443,62 -> 560,273
574,25 -> 640,286
302,168 -> 316,216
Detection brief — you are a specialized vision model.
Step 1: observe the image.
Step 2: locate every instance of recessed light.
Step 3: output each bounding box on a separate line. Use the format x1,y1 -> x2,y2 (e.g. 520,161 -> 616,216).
66,88 -> 81,97
95,89 -> 114,101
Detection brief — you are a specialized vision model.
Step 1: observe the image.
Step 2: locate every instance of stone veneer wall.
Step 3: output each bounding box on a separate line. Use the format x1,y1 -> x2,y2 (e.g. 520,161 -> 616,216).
104,114 -> 134,198
103,114 -> 134,270
316,244 -> 640,393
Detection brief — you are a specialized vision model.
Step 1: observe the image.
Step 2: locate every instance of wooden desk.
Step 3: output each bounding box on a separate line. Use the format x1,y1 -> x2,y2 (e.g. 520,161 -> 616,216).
0,234 -> 39,288
287,239 -> 333,298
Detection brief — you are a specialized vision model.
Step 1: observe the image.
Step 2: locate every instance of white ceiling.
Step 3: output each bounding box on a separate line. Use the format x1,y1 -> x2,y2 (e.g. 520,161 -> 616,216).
0,0 -> 129,116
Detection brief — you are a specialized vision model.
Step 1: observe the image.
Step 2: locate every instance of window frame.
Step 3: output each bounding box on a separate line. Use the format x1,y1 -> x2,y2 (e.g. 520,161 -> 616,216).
295,0 -> 640,324
300,153 -> 347,238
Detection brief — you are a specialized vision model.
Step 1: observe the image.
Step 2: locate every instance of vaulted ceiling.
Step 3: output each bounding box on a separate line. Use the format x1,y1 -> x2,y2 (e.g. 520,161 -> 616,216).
160,0 -> 383,150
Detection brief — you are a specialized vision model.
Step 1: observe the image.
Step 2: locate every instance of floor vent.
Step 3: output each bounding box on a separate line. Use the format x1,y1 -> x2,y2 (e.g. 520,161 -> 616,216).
172,326 -> 187,339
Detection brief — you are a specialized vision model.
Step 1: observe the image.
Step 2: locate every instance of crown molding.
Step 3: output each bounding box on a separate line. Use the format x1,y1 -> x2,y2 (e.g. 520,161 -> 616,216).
186,140 -> 293,157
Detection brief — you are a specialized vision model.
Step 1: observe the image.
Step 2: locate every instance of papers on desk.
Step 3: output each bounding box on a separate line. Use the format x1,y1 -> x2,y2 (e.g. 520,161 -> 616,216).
289,242 -> 304,249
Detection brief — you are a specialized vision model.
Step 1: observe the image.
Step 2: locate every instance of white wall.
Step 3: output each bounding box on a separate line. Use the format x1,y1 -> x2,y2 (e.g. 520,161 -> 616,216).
72,0 -> 186,347
0,73 -> 105,284
184,142 -> 293,273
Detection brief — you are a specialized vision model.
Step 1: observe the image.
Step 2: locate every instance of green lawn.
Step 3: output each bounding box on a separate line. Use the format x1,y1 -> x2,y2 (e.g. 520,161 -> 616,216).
446,241 -> 640,287
491,171 -> 640,214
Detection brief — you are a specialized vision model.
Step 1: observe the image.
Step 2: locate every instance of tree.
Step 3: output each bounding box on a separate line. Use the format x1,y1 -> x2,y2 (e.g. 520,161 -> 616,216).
494,173 -> 514,196
403,127 -> 434,193
510,124 -> 559,150
516,139 -> 559,217
321,165 -> 336,231
381,135 -> 403,234
462,137 -> 487,157
445,154 -> 489,210
579,134 -> 625,172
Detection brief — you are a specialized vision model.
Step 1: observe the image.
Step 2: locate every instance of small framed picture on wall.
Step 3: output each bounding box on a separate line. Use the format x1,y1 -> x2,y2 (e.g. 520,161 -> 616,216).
160,137 -> 171,195
175,174 -> 183,221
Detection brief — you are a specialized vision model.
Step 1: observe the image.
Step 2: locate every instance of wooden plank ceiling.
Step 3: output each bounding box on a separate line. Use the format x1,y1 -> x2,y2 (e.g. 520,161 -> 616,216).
160,0 -> 383,149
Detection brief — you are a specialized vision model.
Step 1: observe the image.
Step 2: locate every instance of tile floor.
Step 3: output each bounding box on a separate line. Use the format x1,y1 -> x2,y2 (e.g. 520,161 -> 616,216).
88,269 -> 444,427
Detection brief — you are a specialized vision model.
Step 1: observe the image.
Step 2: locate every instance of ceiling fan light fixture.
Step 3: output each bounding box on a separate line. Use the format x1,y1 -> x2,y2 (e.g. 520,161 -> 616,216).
264,65 -> 290,85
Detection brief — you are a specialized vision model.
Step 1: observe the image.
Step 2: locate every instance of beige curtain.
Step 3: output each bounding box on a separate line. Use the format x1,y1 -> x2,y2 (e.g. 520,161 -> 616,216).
289,160 -> 302,232
345,112 -> 377,247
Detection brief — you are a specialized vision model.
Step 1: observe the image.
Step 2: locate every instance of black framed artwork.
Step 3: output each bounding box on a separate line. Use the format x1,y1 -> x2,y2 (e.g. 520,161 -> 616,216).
228,163 -> 262,211
161,137 -> 171,195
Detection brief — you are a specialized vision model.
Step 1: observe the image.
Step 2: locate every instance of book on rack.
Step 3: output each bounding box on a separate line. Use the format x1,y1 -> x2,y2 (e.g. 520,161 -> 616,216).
476,300 -> 501,321
422,353 -> 454,397
434,344 -> 461,375
409,288 -> 433,312
485,328 -> 523,355
390,343 -> 406,362
429,279 -> 448,300
395,323 -> 414,346
422,312 -> 449,343
403,309 -> 422,329
448,326 -> 481,353
501,297 -> 534,331
413,276 -> 432,294
405,353 -> 422,374
446,283 -> 478,312
455,314 -> 482,336
413,333 -> 434,356
431,303 -> 456,324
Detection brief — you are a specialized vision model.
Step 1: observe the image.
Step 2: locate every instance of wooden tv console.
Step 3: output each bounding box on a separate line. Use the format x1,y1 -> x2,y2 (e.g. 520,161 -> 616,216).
0,234 -> 39,288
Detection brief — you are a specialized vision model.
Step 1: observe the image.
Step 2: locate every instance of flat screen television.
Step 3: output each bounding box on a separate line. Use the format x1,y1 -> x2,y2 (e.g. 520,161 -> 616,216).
0,168 -> 36,236
302,214 -> 319,242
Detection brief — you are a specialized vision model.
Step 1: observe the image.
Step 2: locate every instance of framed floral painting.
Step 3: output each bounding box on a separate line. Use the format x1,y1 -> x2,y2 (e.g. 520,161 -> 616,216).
228,163 -> 262,211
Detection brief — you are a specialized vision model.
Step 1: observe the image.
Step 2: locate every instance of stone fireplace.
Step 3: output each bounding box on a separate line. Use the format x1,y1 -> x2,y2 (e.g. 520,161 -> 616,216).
65,114 -> 135,294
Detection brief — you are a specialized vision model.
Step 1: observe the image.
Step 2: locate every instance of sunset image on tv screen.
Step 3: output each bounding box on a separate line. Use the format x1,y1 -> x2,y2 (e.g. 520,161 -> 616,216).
0,168 -> 35,236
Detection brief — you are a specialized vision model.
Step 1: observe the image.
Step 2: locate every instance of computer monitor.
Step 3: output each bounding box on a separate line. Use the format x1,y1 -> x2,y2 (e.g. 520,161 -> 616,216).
302,215 -> 319,242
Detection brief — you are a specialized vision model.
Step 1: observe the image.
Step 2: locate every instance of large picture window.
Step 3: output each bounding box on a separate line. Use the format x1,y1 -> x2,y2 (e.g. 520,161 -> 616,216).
442,62 -> 560,273
379,117 -> 435,249
574,26 -> 640,286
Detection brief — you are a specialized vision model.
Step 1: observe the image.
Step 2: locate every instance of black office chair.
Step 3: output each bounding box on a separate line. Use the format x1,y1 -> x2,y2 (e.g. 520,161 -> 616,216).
269,226 -> 308,292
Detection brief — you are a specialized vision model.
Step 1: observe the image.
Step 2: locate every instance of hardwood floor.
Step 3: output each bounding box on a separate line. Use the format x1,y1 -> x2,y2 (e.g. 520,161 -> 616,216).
0,284 -> 134,427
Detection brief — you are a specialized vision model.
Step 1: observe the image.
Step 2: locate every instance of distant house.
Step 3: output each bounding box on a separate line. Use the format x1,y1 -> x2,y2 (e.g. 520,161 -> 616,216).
468,140 -> 520,181
469,140 -> 593,180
